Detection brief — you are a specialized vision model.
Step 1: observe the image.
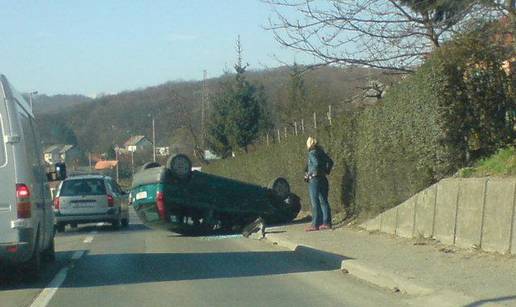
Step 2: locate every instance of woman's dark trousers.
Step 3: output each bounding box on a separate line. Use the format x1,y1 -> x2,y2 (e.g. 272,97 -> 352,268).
308,176 -> 331,226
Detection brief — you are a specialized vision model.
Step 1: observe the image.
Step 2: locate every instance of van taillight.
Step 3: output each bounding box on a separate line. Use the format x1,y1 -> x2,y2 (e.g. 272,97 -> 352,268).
107,195 -> 114,207
156,191 -> 167,220
16,184 -> 31,219
54,197 -> 60,210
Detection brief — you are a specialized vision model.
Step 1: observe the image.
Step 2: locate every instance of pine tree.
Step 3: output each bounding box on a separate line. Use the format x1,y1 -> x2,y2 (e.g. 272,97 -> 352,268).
206,37 -> 270,156
281,63 -> 308,122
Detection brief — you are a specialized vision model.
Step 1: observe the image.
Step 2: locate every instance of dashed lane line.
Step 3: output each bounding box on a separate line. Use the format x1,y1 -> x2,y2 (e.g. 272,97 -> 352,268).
31,227 -> 97,306
30,248 -> 87,307
71,250 -> 85,260
29,267 -> 69,307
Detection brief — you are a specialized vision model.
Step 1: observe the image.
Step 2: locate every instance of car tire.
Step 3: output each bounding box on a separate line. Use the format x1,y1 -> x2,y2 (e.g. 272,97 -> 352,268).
121,218 -> 129,227
56,223 -> 66,233
70,223 -> 78,229
25,232 -> 42,278
42,236 -> 56,262
269,177 -> 291,200
166,154 -> 192,179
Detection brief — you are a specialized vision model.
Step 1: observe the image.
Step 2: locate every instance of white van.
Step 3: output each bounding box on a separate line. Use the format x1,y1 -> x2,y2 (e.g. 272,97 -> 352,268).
0,74 -> 59,275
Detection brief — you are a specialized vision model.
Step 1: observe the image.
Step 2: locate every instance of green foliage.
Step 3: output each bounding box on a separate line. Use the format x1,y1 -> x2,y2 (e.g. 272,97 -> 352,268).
399,0 -> 472,24
36,117 -> 78,146
279,63 -> 308,122
430,27 -> 514,162
458,146 -> 516,177
207,60 -> 270,156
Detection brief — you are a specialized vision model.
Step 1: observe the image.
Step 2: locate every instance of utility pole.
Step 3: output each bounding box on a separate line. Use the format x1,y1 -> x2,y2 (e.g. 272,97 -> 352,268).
115,146 -> 119,182
88,152 -> 92,172
131,151 -> 134,176
201,70 -> 208,148
152,116 -> 156,162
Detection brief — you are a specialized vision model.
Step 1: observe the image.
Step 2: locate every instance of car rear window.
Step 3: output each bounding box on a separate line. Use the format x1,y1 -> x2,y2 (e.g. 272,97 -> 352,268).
59,179 -> 107,196
0,114 -> 5,167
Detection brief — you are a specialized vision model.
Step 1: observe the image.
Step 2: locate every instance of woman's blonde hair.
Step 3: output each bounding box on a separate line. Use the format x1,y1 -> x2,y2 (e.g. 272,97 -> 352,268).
306,136 -> 318,150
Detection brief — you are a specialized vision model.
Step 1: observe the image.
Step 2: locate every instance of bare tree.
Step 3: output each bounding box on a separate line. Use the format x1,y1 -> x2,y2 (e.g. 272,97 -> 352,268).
264,0 -> 505,72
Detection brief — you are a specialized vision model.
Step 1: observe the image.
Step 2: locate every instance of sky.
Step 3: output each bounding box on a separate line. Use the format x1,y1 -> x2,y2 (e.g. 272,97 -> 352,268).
0,0 -> 314,96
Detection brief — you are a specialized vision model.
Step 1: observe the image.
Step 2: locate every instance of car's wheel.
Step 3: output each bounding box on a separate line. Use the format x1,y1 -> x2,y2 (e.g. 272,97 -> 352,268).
166,154 -> 192,179
121,218 -> 129,227
56,223 -> 66,233
42,236 -> 56,262
70,223 -> 78,229
269,177 -> 291,200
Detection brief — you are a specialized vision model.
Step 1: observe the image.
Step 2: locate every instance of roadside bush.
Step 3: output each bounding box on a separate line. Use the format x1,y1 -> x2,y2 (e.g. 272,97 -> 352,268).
204,29 -> 514,219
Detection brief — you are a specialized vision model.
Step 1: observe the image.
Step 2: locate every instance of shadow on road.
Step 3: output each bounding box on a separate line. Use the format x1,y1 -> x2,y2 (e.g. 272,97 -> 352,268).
464,295 -> 516,307
56,223 -> 151,237
59,250 -> 351,288
0,251 -> 73,290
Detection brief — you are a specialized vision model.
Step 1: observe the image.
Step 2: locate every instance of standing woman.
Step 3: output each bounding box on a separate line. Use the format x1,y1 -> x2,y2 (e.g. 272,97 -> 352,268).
305,137 -> 333,231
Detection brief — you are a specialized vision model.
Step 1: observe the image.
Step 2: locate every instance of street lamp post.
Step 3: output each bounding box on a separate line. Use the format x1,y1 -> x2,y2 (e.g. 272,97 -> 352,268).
29,91 -> 38,109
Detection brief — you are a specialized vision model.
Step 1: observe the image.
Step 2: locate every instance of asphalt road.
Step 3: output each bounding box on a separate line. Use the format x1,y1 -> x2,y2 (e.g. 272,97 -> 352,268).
1,212 -> 411,307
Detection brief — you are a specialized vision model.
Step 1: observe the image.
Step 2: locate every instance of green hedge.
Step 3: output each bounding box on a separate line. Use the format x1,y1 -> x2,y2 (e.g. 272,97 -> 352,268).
204,31 -> 514,219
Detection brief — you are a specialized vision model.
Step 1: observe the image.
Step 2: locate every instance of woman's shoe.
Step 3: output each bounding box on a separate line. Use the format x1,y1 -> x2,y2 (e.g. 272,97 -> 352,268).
319,224 -> 331,230
305,226 -> 319,232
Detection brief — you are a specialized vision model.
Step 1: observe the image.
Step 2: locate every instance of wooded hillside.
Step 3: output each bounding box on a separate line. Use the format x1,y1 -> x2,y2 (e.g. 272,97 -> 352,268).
34,65 -> 390,156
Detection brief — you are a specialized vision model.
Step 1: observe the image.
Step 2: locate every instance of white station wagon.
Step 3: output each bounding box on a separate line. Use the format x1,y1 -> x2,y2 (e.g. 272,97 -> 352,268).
54,175 -> 129,232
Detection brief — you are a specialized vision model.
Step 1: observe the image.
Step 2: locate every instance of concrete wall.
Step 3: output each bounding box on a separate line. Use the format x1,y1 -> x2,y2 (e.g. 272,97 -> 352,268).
361,177 -> 516,255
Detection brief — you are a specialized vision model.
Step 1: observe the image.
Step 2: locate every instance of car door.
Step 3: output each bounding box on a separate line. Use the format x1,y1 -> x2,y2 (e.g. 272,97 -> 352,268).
106,179 -> 122,211
0,83 -> 16,245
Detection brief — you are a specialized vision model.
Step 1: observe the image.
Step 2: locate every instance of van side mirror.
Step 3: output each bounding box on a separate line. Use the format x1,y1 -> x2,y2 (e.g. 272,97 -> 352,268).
46,162 -> 67,182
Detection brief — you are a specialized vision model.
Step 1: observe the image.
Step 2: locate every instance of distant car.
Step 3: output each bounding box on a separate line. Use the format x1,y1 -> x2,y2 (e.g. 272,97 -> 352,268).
54,175 -> 129,232
0,74 -> 61,276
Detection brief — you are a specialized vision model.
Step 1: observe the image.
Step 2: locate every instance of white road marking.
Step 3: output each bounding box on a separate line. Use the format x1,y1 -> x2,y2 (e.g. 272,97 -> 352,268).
71,250 -> 85,260
29,268 -> 68,307
201,234 -> 242,241
31,236 -> 91,306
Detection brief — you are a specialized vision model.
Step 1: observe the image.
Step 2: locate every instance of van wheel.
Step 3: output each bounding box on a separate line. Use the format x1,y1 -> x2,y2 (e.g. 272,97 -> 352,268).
56,223 -> 66,233
42,236 -> 56,262
121,218 -> 129,227
25,234 -> 42,278
111,219 -> 120,229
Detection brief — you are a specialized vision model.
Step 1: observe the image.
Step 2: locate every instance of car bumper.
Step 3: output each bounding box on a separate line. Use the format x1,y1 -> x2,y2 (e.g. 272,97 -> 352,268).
55,209 -> 120,224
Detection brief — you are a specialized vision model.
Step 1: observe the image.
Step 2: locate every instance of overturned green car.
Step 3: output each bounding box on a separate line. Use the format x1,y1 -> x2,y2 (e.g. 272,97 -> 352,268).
130,154 -> 301,233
